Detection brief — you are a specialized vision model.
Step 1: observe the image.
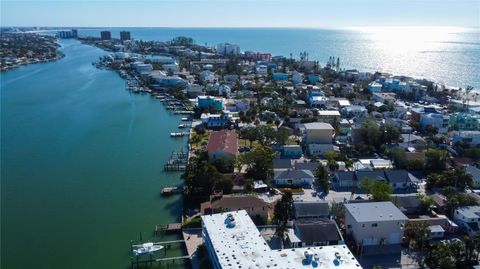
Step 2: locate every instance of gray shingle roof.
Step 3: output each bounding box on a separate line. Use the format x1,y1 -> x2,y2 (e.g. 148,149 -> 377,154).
356,171 -> 387,182
294,201 -> 330,218
275,169 -> 314,180
385,170 -> 411,184
294,219 -> 341,243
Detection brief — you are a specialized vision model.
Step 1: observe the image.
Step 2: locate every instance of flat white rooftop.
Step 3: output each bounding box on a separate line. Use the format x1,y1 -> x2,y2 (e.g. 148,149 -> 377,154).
202,210 -> 362,269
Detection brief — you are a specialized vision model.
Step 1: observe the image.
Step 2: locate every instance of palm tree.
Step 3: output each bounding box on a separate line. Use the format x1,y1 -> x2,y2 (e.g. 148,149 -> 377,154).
465,85 -> 474,106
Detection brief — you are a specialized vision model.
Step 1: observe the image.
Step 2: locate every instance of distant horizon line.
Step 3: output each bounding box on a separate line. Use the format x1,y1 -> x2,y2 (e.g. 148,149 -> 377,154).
3,25 -> 479,31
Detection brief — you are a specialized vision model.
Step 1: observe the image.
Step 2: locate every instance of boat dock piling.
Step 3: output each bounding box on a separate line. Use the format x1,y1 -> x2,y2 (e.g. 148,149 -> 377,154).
164,150 -> 188,171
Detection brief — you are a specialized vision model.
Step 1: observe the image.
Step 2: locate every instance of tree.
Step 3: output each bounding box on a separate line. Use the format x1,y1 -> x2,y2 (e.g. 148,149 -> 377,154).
211,157 -> 235,173
405,221 -> 430,250
417,194 -> 434,213
240,145 -> 275,180
274,191 -> 294,238
389,148 -> 407,169
314,165 -> 329,194
360,178 -> 393,201
425,243 -> 457,269
324,150 -> 340,171
425,148 -> 447,172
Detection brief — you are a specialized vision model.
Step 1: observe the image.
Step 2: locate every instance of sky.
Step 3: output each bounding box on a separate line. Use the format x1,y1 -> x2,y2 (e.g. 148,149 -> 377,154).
1,0 -> 479,28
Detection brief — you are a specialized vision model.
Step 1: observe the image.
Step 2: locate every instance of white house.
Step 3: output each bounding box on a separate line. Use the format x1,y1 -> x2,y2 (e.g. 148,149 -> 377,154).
368,81 -> 383,93
199,70 -> 216,83
420,113 -> 449,133
274,169 -> 315,187
292,71 -> 304,84
453,131 -> 480,147
302,122 -> 335,144
453,206 -> 480,236
345,202 -> 408,246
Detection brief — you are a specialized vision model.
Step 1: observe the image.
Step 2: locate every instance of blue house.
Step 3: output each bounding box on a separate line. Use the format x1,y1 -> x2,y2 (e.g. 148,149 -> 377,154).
282,145 -> 303,159
272,72 -> 289,81
307,74 -> 322,84
197,96 -> 224,110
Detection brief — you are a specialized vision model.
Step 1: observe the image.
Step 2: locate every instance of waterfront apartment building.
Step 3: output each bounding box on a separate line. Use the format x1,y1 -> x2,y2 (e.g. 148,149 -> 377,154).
120,31 -> 131,42
100,31 -> 111,40
216,42 -> 240,56
57,29 -> 77,39
202,210 -> 362,269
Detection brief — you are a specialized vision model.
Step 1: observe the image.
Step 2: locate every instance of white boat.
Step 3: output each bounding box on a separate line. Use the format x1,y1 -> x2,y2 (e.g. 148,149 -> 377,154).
178,124 -> 186,128
133,242 -> 164,256
181,117 -> 189,121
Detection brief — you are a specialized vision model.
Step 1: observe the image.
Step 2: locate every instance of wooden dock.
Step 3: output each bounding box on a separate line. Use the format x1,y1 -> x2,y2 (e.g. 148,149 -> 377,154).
155,223 -> 182,235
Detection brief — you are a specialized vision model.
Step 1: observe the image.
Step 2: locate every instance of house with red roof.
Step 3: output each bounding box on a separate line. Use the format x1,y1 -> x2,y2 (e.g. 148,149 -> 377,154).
207,130 -> 238,162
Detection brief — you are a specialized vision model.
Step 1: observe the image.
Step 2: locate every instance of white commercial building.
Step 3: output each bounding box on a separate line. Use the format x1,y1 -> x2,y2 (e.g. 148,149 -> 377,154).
202,210 -> 362,269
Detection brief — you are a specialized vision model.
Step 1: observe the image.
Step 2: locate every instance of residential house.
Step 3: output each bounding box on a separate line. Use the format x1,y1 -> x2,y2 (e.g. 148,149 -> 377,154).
453,206 -> 480,236
317,110 -> 341,121
332,171 -> 356,188
206,130 -> 238,161
372,92 -> 396,103
291,71 -> 304,84
186,84 -> 204,98
345,202 -> 408,246
384,170 -> 415,190
288,219 -> 344,248
302,122 -> 335,144
420,113 -> 449,133
201,113 -> 231,129
223,74 -> 239,84
272,72 -> 288,81
282,145 -> 303,159
341,105 -> 367,118
466,165 -> 480,188
294,201 -> 330,219
274,169 -> 315,187
452,131 -> 480,147
391,194 -> 421,215
199,70 -> 216,83
197,96 -> 224,110
368,81 -> 382,93
307,74 -> 322,84
449,112 -> 480,131
308,144 -> 339,157
408,214 -> 459,237
200,194 -> 273,221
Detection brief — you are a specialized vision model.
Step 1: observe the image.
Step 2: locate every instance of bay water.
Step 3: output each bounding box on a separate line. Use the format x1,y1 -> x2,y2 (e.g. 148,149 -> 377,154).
1,39 -> 187,269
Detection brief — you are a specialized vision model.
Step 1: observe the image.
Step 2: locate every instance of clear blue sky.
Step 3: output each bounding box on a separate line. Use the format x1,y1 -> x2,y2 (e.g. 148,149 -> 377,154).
1,0 -> 479,28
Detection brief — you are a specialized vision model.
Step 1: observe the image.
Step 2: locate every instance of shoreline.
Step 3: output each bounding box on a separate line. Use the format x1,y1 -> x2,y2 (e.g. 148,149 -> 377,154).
0,53 -> 65,72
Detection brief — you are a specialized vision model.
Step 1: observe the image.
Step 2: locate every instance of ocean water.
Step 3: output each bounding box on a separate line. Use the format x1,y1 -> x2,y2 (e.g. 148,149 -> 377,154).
1,39 -> 188,269
76,27 -> 480,89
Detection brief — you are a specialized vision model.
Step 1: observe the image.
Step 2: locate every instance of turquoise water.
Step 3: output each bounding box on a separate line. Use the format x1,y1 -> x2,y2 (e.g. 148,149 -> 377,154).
1,40 -> 187,269
76,27 -> 480,89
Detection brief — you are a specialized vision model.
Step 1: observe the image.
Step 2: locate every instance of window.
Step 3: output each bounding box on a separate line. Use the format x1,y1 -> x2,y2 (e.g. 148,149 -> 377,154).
347,225 -> 351,229
371,223 -> 378,227
362,224 -> 365,228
